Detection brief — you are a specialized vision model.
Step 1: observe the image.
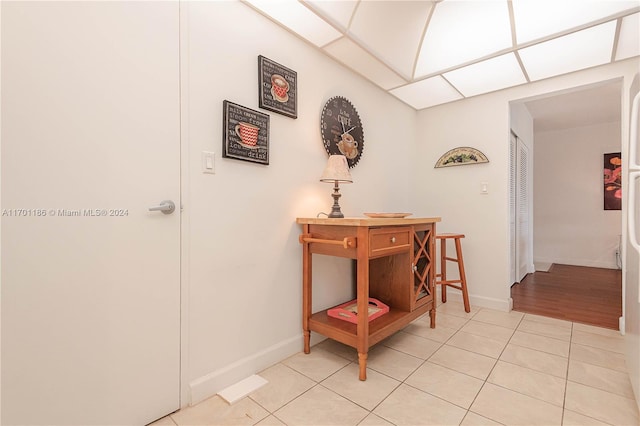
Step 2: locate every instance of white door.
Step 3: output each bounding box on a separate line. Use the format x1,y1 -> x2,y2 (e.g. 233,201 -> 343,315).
1,2 -> 181,425
517,138 -> 531,281
510,132 -> 517,284
510,132 -> 531,283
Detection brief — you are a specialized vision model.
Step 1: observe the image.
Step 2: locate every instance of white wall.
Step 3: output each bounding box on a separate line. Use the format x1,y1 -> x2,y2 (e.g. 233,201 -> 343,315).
413,58 -> 640,312
534,122 -> 622,269
182,1 -> 416,403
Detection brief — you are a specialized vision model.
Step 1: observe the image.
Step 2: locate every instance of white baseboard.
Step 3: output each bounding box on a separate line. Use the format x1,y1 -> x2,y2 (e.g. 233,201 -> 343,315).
619,316 -> 625,335
435,287 -> 511,312
189,334 -> 302,406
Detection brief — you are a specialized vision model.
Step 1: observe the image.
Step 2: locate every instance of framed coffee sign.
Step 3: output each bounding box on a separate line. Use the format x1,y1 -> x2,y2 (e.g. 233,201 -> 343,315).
258,55 -> 297,119
222,100 -> 269,165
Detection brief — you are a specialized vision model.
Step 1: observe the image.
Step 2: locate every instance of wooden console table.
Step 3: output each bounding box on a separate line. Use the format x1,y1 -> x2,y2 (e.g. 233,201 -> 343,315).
297,217 -> 440,380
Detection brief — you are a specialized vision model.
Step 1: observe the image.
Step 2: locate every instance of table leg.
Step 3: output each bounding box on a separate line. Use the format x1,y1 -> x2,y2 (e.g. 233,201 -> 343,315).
302,224 -> 312,354
358,352 -> 367,380
303,331 -> 310,354
430,307 -> 436,328
440,237 -> 447,304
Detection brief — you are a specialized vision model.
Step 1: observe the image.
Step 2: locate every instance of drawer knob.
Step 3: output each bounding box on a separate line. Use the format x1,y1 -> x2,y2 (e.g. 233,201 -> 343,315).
390,237 -> 396,243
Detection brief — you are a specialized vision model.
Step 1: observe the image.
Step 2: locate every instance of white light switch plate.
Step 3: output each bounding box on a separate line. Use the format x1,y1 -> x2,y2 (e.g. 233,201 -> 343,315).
202,151 -> 215,174
481,182 -> 488,194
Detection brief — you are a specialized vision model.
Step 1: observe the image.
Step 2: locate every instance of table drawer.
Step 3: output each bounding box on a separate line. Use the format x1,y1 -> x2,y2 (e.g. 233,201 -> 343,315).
369,227 -> 411,257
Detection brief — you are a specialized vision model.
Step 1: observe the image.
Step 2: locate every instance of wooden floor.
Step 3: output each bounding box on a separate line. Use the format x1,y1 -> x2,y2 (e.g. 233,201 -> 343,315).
510,264 -> 622,329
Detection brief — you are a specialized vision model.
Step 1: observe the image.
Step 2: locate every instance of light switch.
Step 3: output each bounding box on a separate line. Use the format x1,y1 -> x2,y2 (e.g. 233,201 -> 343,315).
481,182 -> 488,194
202,151 -> 215,174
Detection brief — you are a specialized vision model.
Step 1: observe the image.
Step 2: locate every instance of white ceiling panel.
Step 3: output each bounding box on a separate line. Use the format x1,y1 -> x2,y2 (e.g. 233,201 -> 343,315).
415,0 -> 512,77
444,53 -> 527,97
323,38 -> 408,90
389,76 -> 463,110
243,0 -> 342,47
512,0 -> 639,44
519,21 -> 617,82
242,1 -> 640,111
304,0 -> 358,32
349,1 -> 435,79
616,12 -> 640,61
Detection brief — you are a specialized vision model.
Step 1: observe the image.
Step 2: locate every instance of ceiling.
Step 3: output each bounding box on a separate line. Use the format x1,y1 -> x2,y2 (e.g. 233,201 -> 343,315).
522,81 -> 622,132
242,0 -> 640,112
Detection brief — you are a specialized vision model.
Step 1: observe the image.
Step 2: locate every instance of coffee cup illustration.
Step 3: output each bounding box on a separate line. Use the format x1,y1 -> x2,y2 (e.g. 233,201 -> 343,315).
338,133 -> 358,159
271,74 -> 289,102
235,122 -> 260,147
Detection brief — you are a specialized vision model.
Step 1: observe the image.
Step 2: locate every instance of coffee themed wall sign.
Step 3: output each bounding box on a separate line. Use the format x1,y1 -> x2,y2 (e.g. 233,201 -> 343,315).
222,100 -> 269,165
258,55 -> 297,119
320,96 -> 364,168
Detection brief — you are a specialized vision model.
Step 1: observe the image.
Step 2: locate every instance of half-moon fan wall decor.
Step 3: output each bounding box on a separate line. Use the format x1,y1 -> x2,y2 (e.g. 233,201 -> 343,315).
435,147 -> 489,168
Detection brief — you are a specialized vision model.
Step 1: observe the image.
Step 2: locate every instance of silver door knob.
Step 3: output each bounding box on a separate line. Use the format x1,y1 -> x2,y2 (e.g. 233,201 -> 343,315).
148,200 -> 175,214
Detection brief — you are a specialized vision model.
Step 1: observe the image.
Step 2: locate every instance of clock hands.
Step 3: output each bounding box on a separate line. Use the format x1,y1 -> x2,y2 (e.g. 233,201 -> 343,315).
343,126 -> 356,135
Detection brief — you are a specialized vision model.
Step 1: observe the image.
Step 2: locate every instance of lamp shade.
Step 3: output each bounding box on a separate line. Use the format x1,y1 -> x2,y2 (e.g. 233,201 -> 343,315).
320,155 -> 353,183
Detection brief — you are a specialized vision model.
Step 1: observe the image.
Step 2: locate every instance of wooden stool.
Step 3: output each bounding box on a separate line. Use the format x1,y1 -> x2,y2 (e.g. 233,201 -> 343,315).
435,234 -> 470,313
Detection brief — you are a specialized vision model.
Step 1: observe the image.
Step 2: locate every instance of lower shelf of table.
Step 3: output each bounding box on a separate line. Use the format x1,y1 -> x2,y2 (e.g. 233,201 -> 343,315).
308,301 -> 434,350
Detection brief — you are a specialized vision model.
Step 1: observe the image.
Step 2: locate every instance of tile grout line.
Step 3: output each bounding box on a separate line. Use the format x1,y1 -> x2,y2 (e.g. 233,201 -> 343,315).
560,323 -> 628,426
165,308 -> 635,426
251,310 -> 631,426
561,323 -> 573,426
459,310 -> 526,424
358,307 -> 477,424
382,308 -> 523,424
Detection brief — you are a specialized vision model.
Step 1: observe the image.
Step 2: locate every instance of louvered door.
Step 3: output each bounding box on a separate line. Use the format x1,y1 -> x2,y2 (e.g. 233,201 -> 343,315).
510,131 -> 531,283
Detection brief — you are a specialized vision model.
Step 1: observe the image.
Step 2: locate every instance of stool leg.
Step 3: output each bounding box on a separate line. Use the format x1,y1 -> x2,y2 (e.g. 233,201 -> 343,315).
440,237 -> 447,304
455,238 -> 470,313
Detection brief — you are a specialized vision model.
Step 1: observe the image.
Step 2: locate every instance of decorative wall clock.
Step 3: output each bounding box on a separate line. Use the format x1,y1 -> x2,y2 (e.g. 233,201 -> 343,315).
320,96 -> 364,168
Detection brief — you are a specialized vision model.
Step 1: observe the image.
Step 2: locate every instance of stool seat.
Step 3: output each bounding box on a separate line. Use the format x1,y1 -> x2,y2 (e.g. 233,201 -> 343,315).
435,234 -> 470,313
436,233 -> 465,238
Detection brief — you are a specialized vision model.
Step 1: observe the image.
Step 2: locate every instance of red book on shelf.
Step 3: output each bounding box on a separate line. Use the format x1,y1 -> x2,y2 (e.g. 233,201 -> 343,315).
327,298 -> 389,324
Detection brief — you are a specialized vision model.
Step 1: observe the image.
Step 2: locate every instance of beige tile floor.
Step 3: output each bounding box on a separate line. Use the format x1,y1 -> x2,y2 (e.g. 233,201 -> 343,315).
153,302 -> 639,425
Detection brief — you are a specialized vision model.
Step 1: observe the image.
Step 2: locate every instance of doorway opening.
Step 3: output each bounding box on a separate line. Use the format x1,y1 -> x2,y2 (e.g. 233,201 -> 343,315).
508,80 -> 624,328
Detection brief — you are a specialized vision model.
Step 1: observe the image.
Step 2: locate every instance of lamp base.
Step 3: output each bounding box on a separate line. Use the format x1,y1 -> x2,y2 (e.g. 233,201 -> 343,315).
328,208 -> 344,218
328,182 -> 344,218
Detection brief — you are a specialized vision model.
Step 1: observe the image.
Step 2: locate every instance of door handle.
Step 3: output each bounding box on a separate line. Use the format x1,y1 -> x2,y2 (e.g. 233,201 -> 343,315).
148,200 -> 175,215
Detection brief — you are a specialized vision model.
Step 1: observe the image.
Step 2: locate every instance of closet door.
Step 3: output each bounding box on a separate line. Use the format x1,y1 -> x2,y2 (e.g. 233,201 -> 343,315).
510,133 -> 517,284
517,139 -> 531,281
510,132 -> 532,283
